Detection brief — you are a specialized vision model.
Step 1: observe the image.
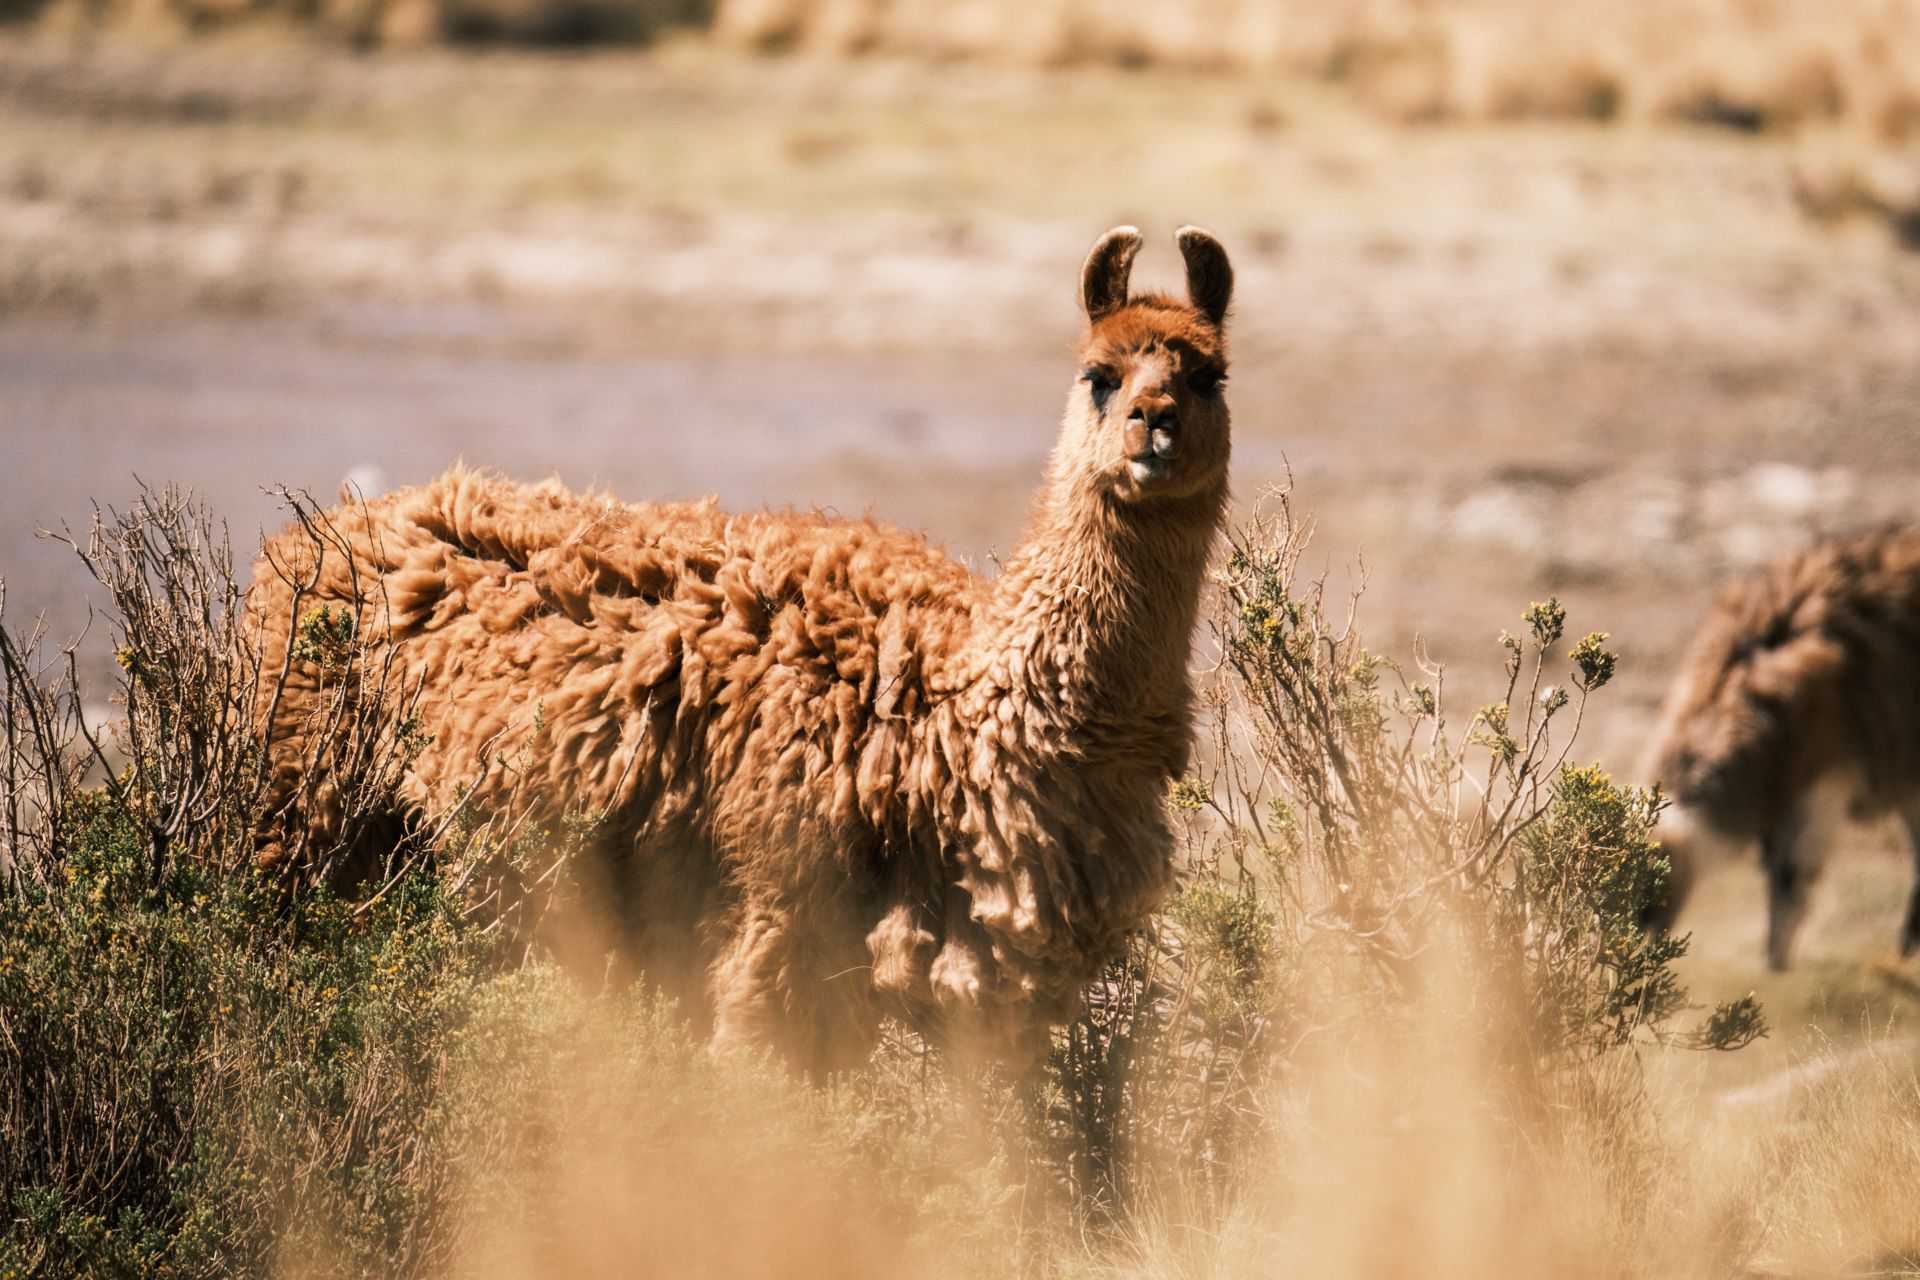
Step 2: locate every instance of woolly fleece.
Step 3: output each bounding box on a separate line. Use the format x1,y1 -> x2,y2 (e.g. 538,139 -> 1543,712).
247,227 -> 1236,1071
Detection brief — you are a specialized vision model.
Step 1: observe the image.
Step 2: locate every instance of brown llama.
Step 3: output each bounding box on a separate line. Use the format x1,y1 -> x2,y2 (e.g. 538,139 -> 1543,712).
1641,527 -> 1920,971
246,226 -> 1236,1073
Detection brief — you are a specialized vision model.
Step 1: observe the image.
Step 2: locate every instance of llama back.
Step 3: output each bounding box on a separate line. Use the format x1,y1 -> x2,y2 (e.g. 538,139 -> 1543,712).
1646,527 -> 1920,837
246,466 -> 980,881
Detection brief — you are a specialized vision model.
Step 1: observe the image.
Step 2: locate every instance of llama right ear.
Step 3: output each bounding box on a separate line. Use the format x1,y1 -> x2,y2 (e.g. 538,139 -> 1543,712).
1175,225 -> 1233,328
1081,226 -> 1143,321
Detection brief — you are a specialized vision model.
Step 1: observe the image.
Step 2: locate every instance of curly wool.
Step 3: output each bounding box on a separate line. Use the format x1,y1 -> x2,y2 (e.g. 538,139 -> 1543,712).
1646,527 -> 1920,836
247,227 -> 1234,1072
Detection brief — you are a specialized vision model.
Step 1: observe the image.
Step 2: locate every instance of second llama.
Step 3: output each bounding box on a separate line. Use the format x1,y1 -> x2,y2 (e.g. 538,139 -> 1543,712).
1642,528 -> 1920,970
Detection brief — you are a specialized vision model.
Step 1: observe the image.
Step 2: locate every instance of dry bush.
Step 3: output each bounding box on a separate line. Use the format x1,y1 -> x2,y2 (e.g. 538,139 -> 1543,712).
885,490 -> 1764,1267
3,486 -> 286,894
10,484 -> 445,893
0,485 -> 499,1274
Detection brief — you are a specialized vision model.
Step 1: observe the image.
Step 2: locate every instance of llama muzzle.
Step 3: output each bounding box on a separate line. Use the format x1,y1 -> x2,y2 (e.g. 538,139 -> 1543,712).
1124,402 -> 1179,477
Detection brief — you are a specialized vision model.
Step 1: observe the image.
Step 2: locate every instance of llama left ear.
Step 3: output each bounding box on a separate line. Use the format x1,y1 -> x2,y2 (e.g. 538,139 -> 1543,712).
1175,226 -> 1233,328
1082,226 -> 1143,321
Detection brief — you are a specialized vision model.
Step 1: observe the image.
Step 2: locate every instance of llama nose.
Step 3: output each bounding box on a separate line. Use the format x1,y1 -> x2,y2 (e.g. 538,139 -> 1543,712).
1128,398 -> 1178,458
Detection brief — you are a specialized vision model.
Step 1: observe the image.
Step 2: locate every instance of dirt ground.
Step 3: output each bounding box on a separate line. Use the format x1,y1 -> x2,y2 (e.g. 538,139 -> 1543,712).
7,32 -> 1920,1051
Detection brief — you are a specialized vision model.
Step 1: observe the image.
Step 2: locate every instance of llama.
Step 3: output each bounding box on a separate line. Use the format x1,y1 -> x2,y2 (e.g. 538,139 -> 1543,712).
1640,527 -> 1920,971
247,226 -> 1236,1072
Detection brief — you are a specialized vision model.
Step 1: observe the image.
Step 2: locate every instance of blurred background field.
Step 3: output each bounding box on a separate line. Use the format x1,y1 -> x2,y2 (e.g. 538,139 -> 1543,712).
7,3 -> 1920,1272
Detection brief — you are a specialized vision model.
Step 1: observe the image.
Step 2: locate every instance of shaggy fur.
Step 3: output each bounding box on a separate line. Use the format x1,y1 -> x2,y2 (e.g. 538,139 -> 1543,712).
246,226 -> 1235,1072
1641,527 -> 1920,970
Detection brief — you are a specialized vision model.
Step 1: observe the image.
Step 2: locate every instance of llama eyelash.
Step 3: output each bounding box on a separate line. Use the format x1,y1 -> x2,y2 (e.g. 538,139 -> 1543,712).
1082,369 -> 1121,409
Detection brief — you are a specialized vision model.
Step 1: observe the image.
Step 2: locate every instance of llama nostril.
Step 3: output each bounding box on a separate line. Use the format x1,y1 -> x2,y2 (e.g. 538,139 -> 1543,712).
1127,397 -> 1176,459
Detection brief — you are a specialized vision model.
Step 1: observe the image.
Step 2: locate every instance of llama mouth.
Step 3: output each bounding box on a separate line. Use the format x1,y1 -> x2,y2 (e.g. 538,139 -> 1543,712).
1128,455 -> 1174,484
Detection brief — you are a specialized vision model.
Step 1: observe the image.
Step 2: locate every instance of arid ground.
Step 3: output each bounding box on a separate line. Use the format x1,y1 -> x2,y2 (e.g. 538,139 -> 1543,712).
8,31 -> 1920,1079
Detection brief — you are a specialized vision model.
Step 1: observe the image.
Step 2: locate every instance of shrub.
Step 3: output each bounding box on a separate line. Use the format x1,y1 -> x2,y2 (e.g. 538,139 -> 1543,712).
1020,489 -> 1763,1245
0,787 -> 495,1277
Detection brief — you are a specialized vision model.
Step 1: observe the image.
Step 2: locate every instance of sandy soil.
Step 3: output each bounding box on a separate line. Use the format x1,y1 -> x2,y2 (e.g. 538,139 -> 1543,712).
7,34 -> 1920,1040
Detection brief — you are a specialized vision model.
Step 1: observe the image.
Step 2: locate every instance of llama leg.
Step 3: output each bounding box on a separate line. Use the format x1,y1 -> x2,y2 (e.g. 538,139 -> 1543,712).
1762,775 -> 1848,971
709,903 -> 791,1052
1762,827 -> 1810,973
1897,802 -> 1920,957
611,832 -> 726,1035
710,898 -> 880,1077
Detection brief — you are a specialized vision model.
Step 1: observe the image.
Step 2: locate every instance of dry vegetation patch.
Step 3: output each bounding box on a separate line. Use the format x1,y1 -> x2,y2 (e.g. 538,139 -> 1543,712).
13,488 -> 1917,1279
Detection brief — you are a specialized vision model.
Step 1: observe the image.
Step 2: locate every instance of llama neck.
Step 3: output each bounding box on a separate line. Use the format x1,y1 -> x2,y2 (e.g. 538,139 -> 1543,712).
974,473 -> 1224,739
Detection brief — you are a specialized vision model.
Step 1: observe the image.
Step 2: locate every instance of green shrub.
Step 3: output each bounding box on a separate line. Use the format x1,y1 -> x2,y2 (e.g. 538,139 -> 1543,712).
0,786 -> 988,1278
0,787 -> 495,1277
1023,491 -> 1765,1248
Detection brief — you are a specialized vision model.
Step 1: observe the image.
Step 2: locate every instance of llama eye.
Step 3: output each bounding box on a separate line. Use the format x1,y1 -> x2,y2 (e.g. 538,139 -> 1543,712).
1082,369 -> 1121,409
1189,370 -> 1226,397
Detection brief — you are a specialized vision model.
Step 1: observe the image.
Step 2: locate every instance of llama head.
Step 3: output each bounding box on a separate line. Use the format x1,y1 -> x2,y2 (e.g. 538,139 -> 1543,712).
1645,598 -> 1849,837
1062,225 -> 1234,507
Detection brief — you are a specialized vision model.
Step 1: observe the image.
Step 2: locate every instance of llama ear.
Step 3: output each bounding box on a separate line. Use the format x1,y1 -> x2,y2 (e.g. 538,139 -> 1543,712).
1175,225 -> 1233,328
1081,226 -> 1143,321
1747,635 -> 1844,702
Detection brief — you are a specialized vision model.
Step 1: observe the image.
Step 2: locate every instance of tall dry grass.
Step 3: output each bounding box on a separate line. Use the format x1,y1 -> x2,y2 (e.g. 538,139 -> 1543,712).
710,0 -> 1920,229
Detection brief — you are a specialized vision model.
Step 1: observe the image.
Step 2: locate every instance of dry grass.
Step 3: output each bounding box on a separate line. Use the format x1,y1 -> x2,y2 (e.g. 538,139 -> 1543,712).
35,0 -> 1920,162
18,0 -> 1920,232
1026,1036 -> 1920,1279
708,0 -> 1920,225
718,0 -> 1920,138
5,32 -> 1919,360
6,466 -> 1920,1280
